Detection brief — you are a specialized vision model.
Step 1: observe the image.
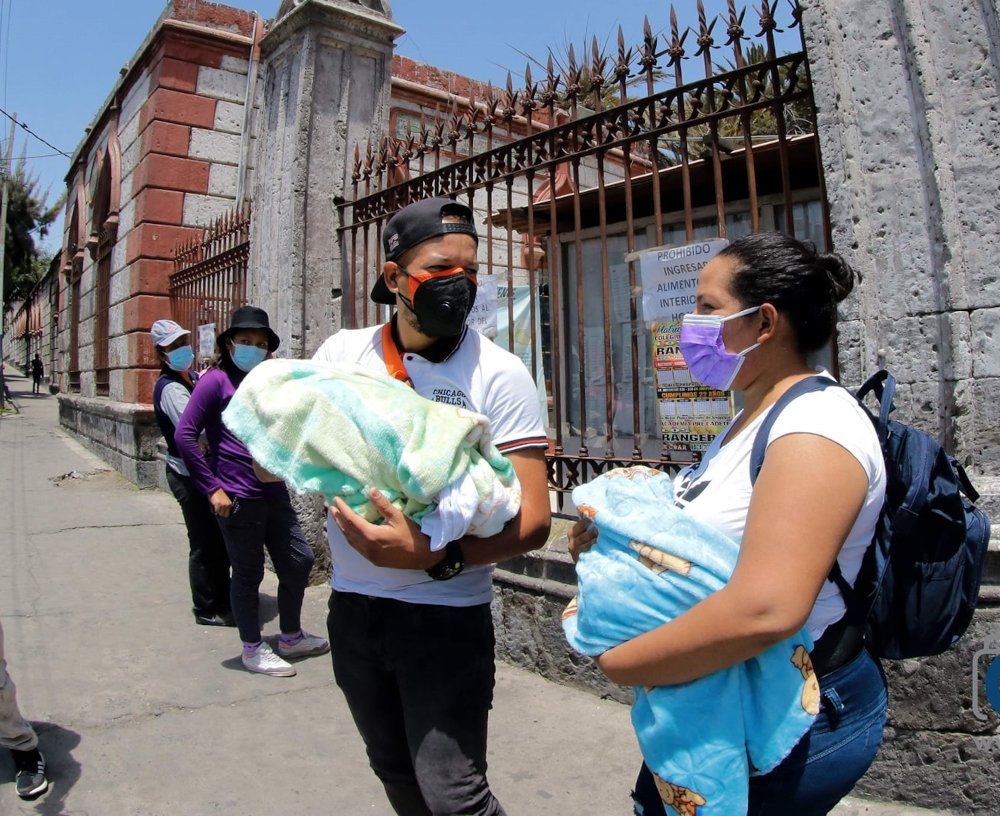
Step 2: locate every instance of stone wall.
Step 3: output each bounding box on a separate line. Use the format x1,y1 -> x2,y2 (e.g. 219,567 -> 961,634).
57,2 -> 257,405
492,520 -> 631,705
859,611 -> 1000,814
58,394 -> 160,486
766,2 -> 1000,808
805,1 -> 1000,482
4,261 -> 60,389
111,18 -> 258,405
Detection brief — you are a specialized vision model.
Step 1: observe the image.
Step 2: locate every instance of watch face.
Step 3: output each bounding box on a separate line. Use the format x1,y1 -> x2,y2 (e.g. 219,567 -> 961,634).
439,563 -> 462,579
428,545 -> 464,580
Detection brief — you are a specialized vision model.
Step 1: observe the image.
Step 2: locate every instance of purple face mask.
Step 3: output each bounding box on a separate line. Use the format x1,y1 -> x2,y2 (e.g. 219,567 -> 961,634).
679,306 -> 761,391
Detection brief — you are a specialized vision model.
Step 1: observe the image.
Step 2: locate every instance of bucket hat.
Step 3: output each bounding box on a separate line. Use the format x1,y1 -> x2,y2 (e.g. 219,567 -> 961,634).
217,305 -> 280,352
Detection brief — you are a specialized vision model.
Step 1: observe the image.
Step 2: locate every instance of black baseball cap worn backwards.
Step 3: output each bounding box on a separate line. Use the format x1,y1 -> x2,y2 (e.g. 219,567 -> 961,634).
371,197 -> 479,305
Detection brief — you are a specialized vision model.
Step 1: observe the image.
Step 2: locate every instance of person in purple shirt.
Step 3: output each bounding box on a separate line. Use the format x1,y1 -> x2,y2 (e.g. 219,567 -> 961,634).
175,306 -> 329,677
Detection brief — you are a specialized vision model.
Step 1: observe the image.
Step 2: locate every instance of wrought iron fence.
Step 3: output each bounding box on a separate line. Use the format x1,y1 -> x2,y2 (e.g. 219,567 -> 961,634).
169,201 -> 251,353
337,0 -> 828,509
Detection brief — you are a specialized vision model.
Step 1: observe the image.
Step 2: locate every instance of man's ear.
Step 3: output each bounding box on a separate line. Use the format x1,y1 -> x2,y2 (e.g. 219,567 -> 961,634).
757,303 -> 779,343
384,262 -> 402,297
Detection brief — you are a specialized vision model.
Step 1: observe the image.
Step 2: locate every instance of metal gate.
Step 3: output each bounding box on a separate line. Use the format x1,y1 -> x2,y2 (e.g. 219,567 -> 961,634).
337,0 -> 829,508
169,201 -> 251,358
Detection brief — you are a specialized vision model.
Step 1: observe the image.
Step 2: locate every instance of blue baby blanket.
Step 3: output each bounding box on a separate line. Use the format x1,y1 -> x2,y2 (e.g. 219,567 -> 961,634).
222,359 -> 520,542
562,466 -> 819,816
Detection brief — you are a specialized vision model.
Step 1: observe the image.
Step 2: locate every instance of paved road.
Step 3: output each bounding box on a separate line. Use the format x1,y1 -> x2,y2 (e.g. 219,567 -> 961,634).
0,370 -> 953,815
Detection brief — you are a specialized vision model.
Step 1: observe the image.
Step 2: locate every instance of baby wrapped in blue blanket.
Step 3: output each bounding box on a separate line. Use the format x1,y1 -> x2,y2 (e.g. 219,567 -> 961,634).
562,466 -> 819,816
221,358 -> 520,549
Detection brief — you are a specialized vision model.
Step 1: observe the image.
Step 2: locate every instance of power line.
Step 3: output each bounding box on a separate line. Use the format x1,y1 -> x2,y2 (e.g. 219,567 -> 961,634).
0,107 -> 71,159
1,140 -> 64,160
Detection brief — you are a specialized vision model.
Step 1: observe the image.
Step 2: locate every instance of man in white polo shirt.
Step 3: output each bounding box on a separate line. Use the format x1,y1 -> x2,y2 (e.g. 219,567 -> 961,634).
313,196 -> 551,816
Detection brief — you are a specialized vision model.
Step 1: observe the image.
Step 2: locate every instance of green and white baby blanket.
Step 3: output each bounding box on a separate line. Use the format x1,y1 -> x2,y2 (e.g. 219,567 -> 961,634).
222,358 -> 520,548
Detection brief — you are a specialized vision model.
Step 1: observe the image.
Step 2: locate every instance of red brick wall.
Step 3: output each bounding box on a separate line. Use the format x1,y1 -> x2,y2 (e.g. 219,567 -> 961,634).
115,3 -> 255,404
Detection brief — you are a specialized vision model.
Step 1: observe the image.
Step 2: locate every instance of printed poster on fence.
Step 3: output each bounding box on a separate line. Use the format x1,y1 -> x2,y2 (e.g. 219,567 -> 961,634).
468,276 -> 548,422
466,274 -> 498,340
197,323 -> 216,363
639,239 -> 733,455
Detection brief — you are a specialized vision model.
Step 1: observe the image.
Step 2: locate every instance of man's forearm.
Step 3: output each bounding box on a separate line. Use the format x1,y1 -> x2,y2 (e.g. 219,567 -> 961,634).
456,447 -> 551,566
458,507 -> 550,566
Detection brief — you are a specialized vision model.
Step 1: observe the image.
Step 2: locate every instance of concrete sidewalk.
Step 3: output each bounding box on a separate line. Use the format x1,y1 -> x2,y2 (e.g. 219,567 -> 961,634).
0,370 -> 953,815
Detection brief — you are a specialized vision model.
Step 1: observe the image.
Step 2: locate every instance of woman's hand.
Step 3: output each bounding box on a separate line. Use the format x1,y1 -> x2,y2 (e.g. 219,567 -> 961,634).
567,517 -> 598,563
210,488 -> 234,518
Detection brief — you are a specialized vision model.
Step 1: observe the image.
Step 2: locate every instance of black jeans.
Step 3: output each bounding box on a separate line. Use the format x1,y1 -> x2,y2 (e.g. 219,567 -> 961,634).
215,494 -> 314,644
327,591 -> 506,816
165,469 -> 232,619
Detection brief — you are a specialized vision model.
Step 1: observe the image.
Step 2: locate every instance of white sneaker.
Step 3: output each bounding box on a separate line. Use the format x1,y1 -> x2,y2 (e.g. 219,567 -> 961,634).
277,631 -> 330,659
242,642 -> 296,676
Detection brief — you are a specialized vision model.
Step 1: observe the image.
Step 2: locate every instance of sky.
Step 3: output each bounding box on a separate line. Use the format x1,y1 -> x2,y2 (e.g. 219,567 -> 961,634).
0,0 -> 803,256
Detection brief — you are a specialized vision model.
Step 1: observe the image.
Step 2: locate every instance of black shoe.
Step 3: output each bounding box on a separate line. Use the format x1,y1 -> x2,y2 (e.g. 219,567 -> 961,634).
195,612 -> 236,627
13,748 -> 48,800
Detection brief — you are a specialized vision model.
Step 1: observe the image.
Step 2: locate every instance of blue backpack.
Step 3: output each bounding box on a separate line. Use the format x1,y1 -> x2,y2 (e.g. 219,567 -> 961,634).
750,371 -> 991,659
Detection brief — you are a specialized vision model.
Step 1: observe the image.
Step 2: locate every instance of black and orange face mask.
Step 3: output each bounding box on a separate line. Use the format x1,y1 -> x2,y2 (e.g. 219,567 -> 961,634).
395,265 -> 478,338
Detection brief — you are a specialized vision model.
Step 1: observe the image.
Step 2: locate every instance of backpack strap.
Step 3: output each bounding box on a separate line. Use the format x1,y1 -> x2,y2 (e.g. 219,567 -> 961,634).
747,375 -> 868,626
749,375 -> 839,484
954,460 -> 980,503
855,369 -> 894,449
857,370 -> 934,538
858,369 -> 982,505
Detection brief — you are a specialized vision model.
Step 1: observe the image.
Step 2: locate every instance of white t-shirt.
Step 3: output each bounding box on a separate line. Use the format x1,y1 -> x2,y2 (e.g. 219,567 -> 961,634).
312,324 -> 548,606
673,377 -> 886,640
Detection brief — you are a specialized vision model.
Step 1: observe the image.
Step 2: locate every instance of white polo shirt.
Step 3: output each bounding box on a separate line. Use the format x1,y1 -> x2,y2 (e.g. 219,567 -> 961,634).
313,324 -> 548,606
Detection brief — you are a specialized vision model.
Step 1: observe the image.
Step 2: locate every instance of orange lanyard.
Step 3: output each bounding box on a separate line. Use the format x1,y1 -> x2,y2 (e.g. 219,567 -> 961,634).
381,323 -> 413,388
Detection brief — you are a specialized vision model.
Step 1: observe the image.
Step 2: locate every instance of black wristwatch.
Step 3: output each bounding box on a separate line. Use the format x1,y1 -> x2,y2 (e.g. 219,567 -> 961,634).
426,540 -> 464,581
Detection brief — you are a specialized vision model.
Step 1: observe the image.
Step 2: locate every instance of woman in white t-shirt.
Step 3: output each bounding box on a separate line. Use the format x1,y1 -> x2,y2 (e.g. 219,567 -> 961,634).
569,232 -> 887,816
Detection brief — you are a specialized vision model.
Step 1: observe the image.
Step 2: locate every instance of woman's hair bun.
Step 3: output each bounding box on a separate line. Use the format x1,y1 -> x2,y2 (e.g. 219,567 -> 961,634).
817,252 -> 857,303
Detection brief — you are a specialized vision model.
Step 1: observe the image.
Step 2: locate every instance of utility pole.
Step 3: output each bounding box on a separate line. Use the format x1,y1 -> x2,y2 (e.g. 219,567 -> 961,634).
0,114 -> 16,409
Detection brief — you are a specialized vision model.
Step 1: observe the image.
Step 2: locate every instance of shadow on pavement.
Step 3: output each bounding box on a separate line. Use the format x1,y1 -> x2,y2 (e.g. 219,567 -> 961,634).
0,722 -> 82,814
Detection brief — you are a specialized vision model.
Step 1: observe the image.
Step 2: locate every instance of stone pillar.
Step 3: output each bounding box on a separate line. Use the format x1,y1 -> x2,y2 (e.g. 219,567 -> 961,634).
248,0 -> 402,358
805,1 -> 1000,480
805,2 -> 1000,811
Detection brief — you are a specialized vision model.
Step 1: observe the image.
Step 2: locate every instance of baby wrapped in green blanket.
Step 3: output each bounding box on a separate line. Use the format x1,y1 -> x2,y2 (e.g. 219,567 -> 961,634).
221,358 -> 521,549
